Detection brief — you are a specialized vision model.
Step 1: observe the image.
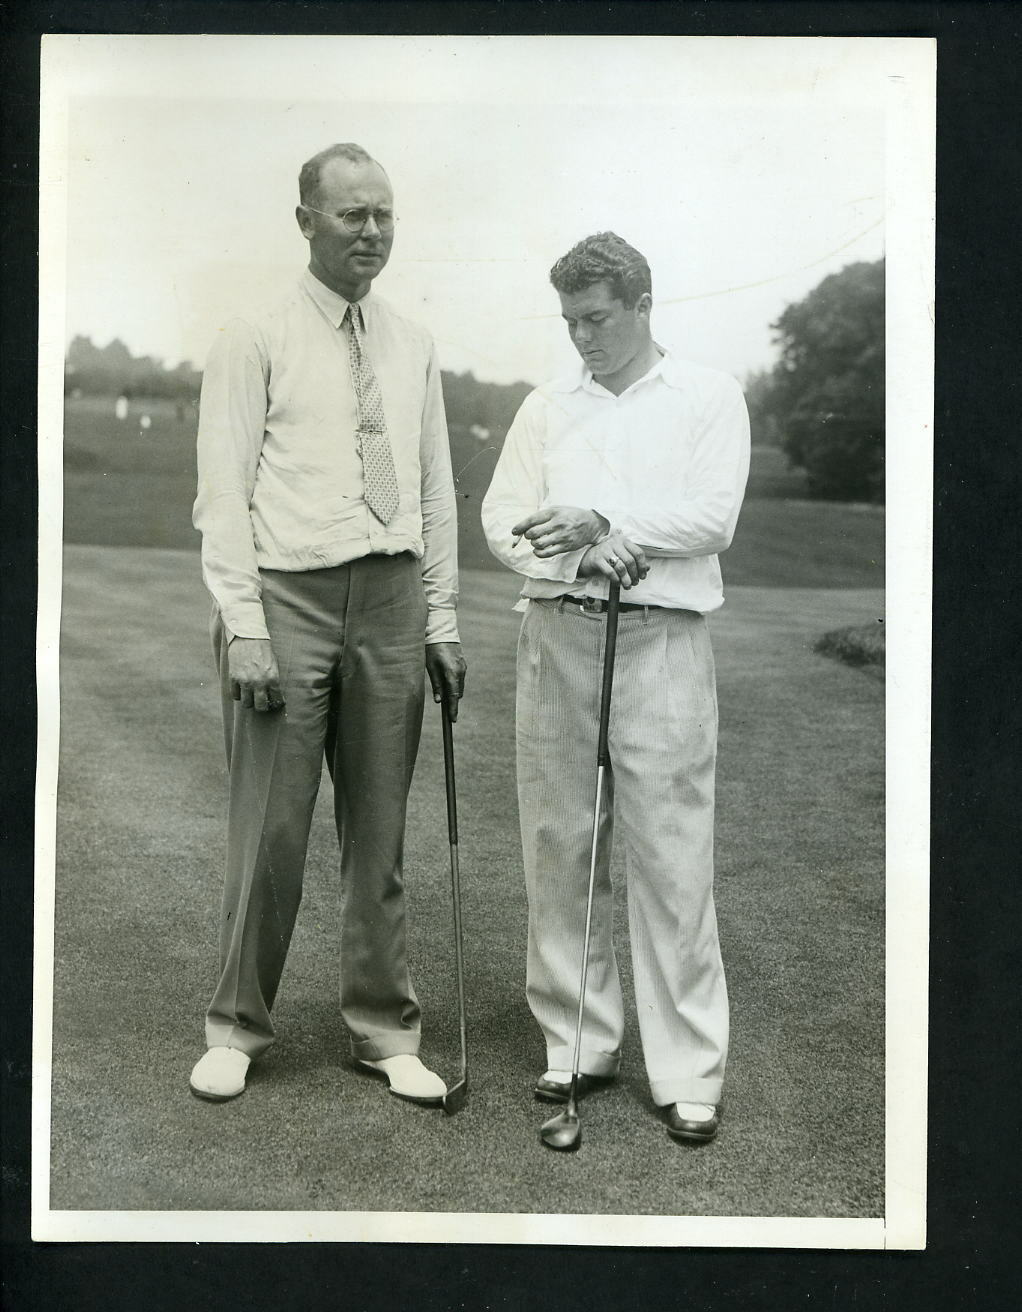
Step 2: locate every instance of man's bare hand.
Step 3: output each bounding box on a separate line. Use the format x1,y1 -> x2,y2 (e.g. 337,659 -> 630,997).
426,642 -> 468,721
577,532 -> 649,589
228,637 -> 285,712
512,506 -> 609,558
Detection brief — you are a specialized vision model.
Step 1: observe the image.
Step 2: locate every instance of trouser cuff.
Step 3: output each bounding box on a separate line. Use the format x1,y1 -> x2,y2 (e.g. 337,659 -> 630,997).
350,1035 -> 421,1062
649,1075 -> 724,1107
546,1046 -> 620,1079
204,1020 -> 273,1061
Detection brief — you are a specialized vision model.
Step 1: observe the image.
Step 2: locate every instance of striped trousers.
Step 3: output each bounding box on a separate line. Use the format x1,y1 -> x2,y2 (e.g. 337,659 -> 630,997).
516,598 -> 728,1106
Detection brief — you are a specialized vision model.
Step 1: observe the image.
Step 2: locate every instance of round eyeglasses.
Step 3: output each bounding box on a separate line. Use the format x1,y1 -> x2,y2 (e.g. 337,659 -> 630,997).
302,204 -> 396,234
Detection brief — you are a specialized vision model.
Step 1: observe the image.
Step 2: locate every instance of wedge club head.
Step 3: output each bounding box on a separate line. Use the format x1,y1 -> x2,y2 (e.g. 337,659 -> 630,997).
540,1104 -> 582,1152
442,1077 -> 468,1116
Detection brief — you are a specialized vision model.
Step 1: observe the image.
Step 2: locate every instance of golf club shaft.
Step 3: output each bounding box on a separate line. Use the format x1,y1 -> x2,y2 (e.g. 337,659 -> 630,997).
568,580 -> 621,1091
569,764 -> 606,1085
448,840 -> 468,1075
441,699 -> 468,1082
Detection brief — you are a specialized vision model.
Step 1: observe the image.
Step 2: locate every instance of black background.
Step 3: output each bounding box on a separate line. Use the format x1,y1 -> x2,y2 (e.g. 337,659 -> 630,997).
3,2 -> 1019,1307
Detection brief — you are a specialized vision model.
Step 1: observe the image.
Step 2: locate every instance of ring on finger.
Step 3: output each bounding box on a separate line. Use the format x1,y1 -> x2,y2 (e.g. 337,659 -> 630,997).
608,554 -> 619,565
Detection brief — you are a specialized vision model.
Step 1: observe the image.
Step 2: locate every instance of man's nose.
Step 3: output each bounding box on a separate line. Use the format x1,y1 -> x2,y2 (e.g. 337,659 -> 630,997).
361,212 -> 382,237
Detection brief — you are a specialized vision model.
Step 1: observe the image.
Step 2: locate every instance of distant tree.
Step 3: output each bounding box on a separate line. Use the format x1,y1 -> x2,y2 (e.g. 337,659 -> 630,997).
757,260 -> 884,501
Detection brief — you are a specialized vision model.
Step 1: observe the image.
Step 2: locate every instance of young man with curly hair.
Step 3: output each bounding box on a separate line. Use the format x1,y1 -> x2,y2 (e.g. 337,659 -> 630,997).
483,232 -> 749,1143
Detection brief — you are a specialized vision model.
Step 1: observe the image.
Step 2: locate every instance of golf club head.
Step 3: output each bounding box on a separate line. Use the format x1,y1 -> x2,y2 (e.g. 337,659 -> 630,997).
441,1078 -> 468,1116
539,1106 -> 582,1152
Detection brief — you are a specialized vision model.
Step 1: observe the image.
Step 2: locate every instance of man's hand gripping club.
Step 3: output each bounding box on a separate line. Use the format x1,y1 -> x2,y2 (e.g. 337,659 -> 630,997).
512,505 -> 649,589
426,643 -> 468,722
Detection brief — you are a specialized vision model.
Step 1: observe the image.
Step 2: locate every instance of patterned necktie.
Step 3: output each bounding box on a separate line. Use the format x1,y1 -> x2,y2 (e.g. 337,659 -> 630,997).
345,302 -> 400,525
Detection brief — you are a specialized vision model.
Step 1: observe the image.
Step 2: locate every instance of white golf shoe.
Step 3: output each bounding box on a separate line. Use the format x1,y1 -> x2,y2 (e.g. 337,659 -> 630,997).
357,1054 -> 446,1105
189,1046 -> 251,1101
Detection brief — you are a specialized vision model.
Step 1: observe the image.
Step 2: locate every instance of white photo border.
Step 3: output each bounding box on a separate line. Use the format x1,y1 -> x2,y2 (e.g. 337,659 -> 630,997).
33,33 -> 934,1248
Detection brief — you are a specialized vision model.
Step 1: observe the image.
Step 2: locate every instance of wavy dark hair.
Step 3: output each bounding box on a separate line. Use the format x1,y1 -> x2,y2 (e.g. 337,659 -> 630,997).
298,143 -> 378,207
549,232 -> 652,307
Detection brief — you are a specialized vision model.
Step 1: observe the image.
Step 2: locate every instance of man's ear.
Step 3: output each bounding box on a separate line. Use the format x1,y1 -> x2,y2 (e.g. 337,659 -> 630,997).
635,292 -> 653,320
296,205 -> 314,239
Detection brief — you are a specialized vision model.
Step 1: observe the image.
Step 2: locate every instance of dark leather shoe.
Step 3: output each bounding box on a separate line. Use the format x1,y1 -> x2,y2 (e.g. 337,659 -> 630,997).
665,1104 -> 721,1144
534,1073 -> 613,1103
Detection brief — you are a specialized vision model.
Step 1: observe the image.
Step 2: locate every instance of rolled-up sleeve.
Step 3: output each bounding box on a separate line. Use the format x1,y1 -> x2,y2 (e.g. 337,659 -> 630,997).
419,344 -> 460,645
481,392 -> 589,583
192,320 -> 271,640
600,376 -> 751,558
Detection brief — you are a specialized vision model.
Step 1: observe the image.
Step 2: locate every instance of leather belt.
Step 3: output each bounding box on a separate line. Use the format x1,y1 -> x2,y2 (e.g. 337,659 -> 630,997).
558,594 -> 663,614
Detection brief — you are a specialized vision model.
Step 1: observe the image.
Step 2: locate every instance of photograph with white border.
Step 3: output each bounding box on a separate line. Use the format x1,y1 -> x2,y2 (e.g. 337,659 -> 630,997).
35,33 -> 933,1247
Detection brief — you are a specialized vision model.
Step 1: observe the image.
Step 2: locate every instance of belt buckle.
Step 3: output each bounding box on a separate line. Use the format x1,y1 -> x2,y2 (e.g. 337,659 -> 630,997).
581,596 -> 605,614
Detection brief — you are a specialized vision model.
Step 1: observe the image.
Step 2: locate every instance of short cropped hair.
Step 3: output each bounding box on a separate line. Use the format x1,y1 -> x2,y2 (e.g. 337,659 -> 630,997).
298,143 -> 377,207
549,232 -> 652,308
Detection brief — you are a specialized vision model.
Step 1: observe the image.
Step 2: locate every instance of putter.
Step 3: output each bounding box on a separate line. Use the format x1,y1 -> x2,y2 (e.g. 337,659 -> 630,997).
440,695 -> 469,1115
540,578 -> 621,1152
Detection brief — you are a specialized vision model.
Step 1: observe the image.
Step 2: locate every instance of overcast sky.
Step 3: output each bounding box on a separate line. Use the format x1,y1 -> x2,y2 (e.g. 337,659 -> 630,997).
47,35 -> 901,386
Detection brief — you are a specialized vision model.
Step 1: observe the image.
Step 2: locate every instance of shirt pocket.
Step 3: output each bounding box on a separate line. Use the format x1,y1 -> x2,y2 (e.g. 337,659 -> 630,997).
541,432 -> 606,505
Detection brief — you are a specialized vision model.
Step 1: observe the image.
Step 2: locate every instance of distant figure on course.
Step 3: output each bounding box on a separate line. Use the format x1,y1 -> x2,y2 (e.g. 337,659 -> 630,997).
190,142 -> 466,1105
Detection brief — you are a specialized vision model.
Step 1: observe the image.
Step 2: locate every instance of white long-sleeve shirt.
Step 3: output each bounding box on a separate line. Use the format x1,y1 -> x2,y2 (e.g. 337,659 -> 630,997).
481,349 -> 750,614
193,268 -> 459,644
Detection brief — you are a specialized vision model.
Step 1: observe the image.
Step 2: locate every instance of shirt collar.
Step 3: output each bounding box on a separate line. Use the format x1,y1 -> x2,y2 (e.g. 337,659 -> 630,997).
301,267 -> 375,329
548,345 -> 684,394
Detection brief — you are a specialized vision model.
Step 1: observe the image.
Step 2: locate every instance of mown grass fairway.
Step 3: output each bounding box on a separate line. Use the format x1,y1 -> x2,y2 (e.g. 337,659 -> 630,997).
62,395 -> 883,587
49,545 -> 884,1219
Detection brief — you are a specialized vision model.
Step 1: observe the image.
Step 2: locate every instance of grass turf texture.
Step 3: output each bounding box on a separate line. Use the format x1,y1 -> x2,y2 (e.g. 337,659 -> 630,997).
49,547 -> 884,1218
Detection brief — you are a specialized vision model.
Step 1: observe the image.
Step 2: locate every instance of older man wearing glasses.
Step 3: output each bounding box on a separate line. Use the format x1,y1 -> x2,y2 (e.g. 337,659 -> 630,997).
190,143 -> 466,1105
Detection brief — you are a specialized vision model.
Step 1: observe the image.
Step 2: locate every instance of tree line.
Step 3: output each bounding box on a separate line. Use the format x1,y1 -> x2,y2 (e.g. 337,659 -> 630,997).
65,336 -> 203,400
64,336 -> 533,441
